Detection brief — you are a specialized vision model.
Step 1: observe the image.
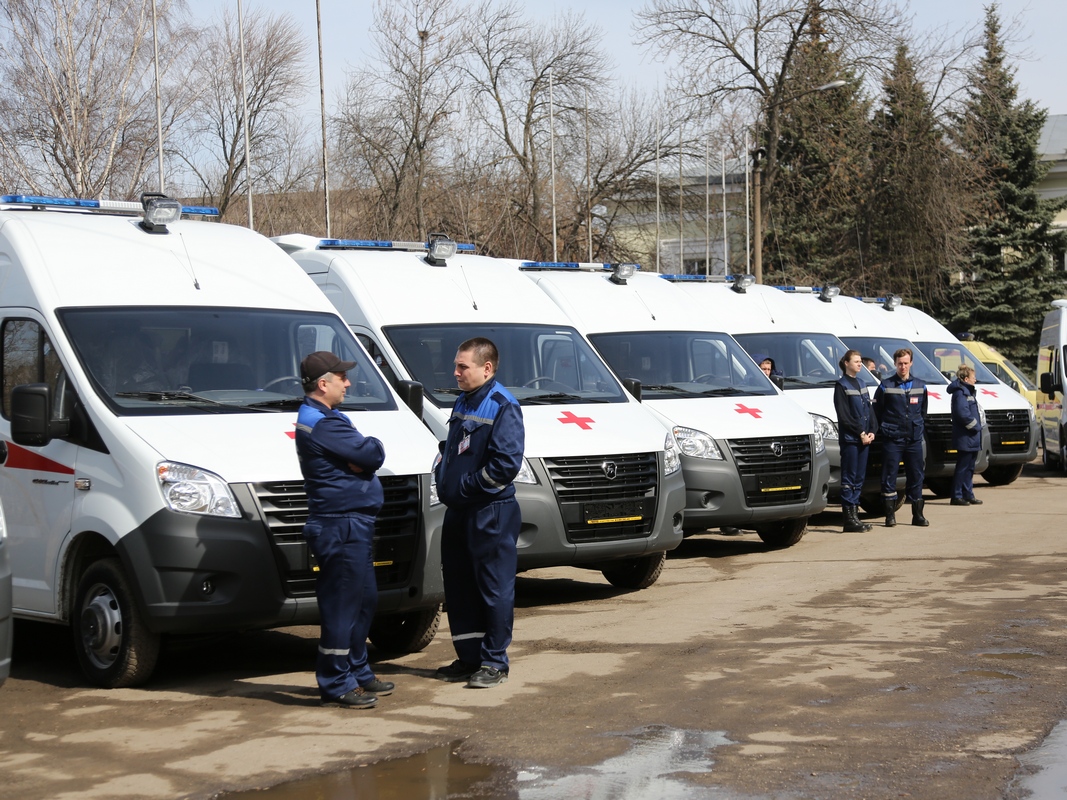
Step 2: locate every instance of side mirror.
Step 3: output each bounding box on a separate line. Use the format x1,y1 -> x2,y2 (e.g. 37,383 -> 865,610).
395,379 -> 424,419
11,383 -> 69,446
1009,379 -> 1020,393
771,375 -> 785,390
622,378 -> 642,402
1040,371 -> 1059,398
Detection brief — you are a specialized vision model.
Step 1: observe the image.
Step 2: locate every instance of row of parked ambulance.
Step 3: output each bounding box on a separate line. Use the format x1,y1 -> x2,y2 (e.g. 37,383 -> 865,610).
0,194 -> 1059,690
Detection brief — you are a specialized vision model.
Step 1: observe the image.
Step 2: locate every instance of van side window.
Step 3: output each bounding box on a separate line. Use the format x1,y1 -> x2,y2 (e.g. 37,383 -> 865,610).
2,319 -> 67,419
356,334 -> 399,388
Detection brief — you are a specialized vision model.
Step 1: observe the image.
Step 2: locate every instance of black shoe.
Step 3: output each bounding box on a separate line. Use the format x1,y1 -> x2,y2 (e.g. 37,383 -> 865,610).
435,660 -> 479,683
884,497 -> 897,528
361,678 -> 395,696
950,498 -> 970,506
966,496 -> 983,505
911,499 -> 930,527
323,687 -> 378,708
467,666 -> 509,688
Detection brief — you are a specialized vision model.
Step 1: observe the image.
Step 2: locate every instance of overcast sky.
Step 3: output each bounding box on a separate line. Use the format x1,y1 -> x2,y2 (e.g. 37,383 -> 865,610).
185,0 -> 1063,114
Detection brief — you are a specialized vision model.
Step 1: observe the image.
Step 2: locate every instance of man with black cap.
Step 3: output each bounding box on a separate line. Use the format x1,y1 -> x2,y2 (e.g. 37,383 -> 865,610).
295,350 -> 393,708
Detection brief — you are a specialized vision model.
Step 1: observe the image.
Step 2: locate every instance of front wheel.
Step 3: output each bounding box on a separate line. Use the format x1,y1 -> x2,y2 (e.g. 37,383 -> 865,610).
924,477 -> 953,498
73,557 -> 160,688
367,605 -> 441,653
754,518 -> 807,548
981,462 -> 1023,486
601,551 -> 666,590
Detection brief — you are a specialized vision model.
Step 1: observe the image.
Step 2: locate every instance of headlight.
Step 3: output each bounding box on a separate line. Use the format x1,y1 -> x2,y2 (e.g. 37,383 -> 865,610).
664,432 -> 682,474
810,413 -> 834,454
514,458 -> 538,484
157,462 -> 240,518
672,425 -> 723,460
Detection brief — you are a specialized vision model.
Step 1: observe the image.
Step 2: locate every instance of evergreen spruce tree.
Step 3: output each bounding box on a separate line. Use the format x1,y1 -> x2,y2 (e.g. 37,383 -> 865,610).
865,44 -> 969,307
944,4 -> 1067,365
766,13 -> 870,288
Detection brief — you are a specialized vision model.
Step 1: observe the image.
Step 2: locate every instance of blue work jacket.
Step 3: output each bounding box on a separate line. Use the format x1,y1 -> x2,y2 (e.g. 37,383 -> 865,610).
435,378 -> 525,509
833,375 -> 878,445
295,397 -> 385,515
948,379 -> 982,452
873,373 -> 928,443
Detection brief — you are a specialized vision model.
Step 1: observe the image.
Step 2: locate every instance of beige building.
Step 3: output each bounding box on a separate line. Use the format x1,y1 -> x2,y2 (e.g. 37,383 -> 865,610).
1039,114 -> 1067,232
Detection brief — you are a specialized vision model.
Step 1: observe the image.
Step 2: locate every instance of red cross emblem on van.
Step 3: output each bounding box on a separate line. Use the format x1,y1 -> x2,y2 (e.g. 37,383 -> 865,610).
734,403 -> 762,418
558,411 -> 595,429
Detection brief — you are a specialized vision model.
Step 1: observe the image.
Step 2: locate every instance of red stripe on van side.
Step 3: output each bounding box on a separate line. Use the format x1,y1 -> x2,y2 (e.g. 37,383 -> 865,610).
3,443 -> 75,475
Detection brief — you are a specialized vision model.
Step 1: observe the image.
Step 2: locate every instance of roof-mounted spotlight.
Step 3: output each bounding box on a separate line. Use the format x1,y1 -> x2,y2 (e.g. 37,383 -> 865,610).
957,331 -> 975,342
818,285 -> 841,303
425,232 -> 458,266
883,294 -> 902,311
731,274 -> 757,294
139,193 -> 183,234
609,263 -> 637,285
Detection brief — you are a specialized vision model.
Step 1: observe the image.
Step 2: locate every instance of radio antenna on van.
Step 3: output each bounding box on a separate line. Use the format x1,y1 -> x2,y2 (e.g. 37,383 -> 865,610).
178,232 -> 201,290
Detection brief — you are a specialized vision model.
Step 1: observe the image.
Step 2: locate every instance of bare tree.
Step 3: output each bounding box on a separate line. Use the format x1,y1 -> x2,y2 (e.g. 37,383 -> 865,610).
333,0 -> 467,239
635,0 -> 903,198
178,8 -> 312,219
0,0 -> 194,199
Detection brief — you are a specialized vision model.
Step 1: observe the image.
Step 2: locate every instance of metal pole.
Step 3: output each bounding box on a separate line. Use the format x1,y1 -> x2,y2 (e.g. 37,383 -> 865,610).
678,126 -> 683,273
237,0 -> 253,229
585,88 -> 592,262
151,0 -> 165,193
549,69 -> 557,261
655,121 -> 660,273
753,160 -> 762,284
745,130 -> 751,274
722,148 -> 728,276
315,0 -> 331,237
705,138 -> 709,277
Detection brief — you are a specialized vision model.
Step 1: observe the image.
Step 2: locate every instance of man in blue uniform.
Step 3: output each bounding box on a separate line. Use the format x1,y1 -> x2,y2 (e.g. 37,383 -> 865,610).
873,348 -> 929,528
434,337 -> 525,688
295,350 -> 394,708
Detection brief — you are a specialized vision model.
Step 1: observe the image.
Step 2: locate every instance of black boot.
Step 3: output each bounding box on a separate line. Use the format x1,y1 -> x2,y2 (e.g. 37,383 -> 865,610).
843,505 -> 872,533
911,499 -> 930,527
884,497 -> 897,528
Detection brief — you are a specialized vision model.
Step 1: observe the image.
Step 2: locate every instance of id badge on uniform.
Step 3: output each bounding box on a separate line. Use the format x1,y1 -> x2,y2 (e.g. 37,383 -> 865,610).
458,434 -> 471,454
910,396 -> 920,405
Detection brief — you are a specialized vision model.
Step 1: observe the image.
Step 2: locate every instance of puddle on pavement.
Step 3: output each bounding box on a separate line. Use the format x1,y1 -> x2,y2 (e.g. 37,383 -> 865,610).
1011,719 -> 1067,798
958,670 -> 1019,680
221,725 -> 734,799
977,651 -> 1041,660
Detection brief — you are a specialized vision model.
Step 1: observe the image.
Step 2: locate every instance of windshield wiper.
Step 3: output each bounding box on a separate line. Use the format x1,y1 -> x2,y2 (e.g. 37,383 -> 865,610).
433,387 -> 462,395
696,386 -> 748,396
245,397 -> 304,410
641,384 -> 698,395
117,390 -> 234,406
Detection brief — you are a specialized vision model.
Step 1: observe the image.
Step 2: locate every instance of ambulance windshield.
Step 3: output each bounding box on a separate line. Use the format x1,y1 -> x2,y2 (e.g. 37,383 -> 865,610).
839,336 -> 948,385
384,323 -> 626,408
733,332 -> 880,389
909,341 -> 1000,384
588,330 -> 778,398
58,306 -> 395,415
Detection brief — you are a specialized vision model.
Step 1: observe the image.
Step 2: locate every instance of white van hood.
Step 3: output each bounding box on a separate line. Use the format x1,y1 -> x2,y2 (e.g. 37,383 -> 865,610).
643,394 -> 815,438
121,410 -> 436,483
422,402 -> 668,459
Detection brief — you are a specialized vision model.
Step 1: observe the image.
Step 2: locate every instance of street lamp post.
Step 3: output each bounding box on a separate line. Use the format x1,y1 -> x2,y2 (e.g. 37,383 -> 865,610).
751,80 -> 846,284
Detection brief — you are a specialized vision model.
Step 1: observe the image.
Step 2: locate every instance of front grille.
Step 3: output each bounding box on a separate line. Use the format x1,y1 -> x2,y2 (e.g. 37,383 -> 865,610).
985,409 -> 1032,454
543,452 -> 658,543
726,435 -> 812,507
252,475 -> 421,597
924,414 -> 954,462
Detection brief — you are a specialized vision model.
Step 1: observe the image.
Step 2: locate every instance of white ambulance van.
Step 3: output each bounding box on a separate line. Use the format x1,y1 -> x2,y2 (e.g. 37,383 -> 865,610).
0,499 -> 10,687
877,301 -> 1037,486
670,276 -> 896,511
1037,299 -> 1067,470
0,194 -> 444,688
520,263 -> 829,547
273,235 -> 686,589
790,290 -> 991,495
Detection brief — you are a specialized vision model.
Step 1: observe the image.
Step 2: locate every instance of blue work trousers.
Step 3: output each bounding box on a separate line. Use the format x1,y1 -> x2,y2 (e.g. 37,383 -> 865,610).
304,512 -> 378,700
442,498 -> 521,672
839,441 -> 870,506
881,438 -> 925,503
952,451 -> 978,500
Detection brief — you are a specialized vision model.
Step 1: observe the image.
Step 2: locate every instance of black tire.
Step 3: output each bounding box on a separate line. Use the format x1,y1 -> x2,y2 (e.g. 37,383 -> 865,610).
754,517 -> 807,548
601,551 -> 666,590
981,462 -> 1024,486
73,557 -> 160,688
367,604 -> 441,653
858,495 -> 904,516
924,477 -> 953,498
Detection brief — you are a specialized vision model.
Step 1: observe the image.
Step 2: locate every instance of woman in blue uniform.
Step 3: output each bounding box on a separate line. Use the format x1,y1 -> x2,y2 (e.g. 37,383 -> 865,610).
948,365 -> 983,506
834,349 -> 878,532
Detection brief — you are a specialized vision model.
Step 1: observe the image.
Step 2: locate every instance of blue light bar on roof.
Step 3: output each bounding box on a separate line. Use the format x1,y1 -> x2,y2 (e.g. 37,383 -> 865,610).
1,194 -> 219,217
660,273 -> 711,282
520,261 -> 582,270
316,238 -> 478,253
